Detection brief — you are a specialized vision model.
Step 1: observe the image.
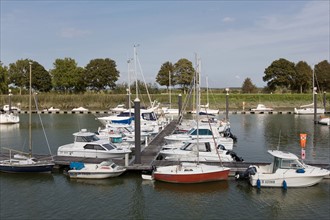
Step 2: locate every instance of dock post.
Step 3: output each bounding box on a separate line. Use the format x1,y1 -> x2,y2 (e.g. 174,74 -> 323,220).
313,87 -> 317,124
225,88 -> 229,121
134,98 -> 141,164
178,94 -> 182,117
323,92 -> 326,111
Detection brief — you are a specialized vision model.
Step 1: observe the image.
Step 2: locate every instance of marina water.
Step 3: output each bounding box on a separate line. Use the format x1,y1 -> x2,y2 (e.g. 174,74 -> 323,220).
1,114 -> 329,219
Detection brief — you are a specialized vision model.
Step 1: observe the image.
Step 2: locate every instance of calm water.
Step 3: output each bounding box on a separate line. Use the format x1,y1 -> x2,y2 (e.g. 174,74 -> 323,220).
0,114 -> 329,220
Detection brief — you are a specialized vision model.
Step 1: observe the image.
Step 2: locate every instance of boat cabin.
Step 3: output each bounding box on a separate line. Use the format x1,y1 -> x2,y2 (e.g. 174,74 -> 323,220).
269,150 -> 304,173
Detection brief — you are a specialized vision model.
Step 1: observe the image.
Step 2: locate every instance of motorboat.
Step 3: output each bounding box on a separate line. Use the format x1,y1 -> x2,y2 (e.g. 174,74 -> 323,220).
57,129 -> 131,159
159,139 -> 242,162
251,104 -> 273,112
72,107 -> 89,112
96,123 -> 149,147
0,112 -> 20,124
318,116 -> 330,126
2,104 -> 21,112
294,104 -> 325,115
164,125 -> 234,150
236,150 -> 330,188
110,104 -> 127,113
97,108 -> 161,135
152,162 -> 230,183
67,160 -> 126,179
43,107 -> 60,112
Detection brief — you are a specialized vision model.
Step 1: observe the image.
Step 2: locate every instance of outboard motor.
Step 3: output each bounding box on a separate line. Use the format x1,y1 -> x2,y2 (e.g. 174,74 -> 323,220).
226,150 -> 244,162
222,128 -> 238,143
235,166 -> 257,180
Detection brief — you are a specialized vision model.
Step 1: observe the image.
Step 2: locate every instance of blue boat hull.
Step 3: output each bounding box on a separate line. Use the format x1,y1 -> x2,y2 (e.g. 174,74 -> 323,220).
0,164 -> 54,173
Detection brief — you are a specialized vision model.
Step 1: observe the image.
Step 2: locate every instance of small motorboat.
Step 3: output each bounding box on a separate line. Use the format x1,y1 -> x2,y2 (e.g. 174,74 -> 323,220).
43,107 -> 60,112
251,104 -> 273,112
72,107 -> 89,112
67,160 -> 126,179
159,139 -> 243,162
236,150 -> 330,188
318,116 -> 330,126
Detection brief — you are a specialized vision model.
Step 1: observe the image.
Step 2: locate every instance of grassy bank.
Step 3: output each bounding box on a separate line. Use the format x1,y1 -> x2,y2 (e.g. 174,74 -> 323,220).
0,93 -> 328,111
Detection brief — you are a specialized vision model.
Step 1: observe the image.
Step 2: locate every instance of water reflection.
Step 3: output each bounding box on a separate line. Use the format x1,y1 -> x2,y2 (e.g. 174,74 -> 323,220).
153,180 -> 229,194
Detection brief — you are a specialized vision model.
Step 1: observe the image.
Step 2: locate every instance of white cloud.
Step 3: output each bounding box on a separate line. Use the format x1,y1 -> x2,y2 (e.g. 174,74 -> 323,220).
222,17 -> 235,23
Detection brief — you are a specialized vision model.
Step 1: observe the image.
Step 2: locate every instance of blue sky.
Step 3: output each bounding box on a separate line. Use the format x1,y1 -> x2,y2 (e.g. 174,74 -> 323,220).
1,0 -> 329,88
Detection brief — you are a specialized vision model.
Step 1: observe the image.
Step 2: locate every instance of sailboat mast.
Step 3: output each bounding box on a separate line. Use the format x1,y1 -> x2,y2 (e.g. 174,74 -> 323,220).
196,57 -> 201,164
29,62 -> 32,158
134,44 -> 139,99
169,71 -> 171,109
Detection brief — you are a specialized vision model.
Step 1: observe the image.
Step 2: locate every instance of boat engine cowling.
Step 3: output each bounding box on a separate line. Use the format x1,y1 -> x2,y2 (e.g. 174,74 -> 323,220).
235,166 -> 257,180
226,150 -> 244,162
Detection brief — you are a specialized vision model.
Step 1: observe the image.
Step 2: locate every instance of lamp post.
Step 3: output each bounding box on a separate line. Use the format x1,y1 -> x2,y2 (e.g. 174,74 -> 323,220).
225,88 -> 229,121
8,89 -> 12,112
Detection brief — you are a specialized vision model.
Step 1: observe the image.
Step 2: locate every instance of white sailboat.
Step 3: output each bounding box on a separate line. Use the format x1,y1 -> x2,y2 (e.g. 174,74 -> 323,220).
0,62 -> 54,173
152,57 -> 231,183
294,69 -> 325,115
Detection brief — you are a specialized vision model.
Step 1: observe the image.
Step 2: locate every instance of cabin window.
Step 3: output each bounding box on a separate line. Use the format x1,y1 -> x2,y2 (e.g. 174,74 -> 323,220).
190,129 -> 212,136
181,143 -> 193,151
103,143 -> 116,150
84,144 -> 95,150
94,145 -> 105,150
280,159 -> 296,169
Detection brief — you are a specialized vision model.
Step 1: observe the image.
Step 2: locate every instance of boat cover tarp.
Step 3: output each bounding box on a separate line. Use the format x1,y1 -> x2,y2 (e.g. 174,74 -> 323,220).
70,162 -> 85,170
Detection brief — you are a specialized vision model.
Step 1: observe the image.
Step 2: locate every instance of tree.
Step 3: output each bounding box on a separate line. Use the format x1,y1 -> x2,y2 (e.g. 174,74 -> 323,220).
263,58 -> 296,92
156,61 -> 175,89
85,58 -> 120,91
8,59 -> 30,94
50,58 -> 84,93
315,60 -> 330,91
30,61 -> 52,92
293,61 -> 312,93
173,58 -> 195,92
241,78 -> 257,93
0,62 -> 9,94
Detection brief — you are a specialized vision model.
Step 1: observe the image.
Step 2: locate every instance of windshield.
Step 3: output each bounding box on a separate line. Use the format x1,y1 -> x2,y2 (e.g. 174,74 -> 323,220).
103,143 -> 116,150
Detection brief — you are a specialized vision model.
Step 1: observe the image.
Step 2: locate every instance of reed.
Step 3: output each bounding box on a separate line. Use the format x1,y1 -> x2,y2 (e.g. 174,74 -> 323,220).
0,93 -> 328,111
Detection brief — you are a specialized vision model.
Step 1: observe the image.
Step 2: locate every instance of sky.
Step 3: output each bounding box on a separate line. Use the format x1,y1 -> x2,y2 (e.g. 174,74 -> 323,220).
1,0 -> 329,89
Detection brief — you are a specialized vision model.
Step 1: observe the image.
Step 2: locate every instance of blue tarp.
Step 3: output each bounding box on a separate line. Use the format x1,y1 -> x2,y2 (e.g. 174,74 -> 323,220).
70,162 -> 85,170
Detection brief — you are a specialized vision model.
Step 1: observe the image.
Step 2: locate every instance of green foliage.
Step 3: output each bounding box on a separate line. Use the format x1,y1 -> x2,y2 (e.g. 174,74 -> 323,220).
8,59 -> 30,93
174,58 -> 195,91
0,62 -> 9,94
241,78 -> 257,93
31,61 -> 52,92
315,60 -> 330,91
85,58 -> 120,91
293,61 -> 312,93
156,61 -> 175,88
51,58 -> 85,93
263,58 -> 296,92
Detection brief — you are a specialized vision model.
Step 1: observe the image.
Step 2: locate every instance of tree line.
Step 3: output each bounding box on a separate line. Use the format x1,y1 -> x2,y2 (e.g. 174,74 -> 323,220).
0,57 -> 329,95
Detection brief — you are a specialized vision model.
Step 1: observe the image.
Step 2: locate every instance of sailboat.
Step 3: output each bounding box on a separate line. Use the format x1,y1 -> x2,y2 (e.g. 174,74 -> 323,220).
0,62 -> 54,173
294,69 -> 325,115
0,92 -> 20,124
152,57 -> 230,183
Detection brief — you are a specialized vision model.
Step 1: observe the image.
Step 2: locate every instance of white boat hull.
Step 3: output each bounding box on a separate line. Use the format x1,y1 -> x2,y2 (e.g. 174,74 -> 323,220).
68,163 -> 126,179
294,107 -> 325,115
0,113 -> 19,124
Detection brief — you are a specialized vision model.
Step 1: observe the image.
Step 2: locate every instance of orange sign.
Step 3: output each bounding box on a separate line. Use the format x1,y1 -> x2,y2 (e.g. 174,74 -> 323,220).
300,133 -> 307,148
